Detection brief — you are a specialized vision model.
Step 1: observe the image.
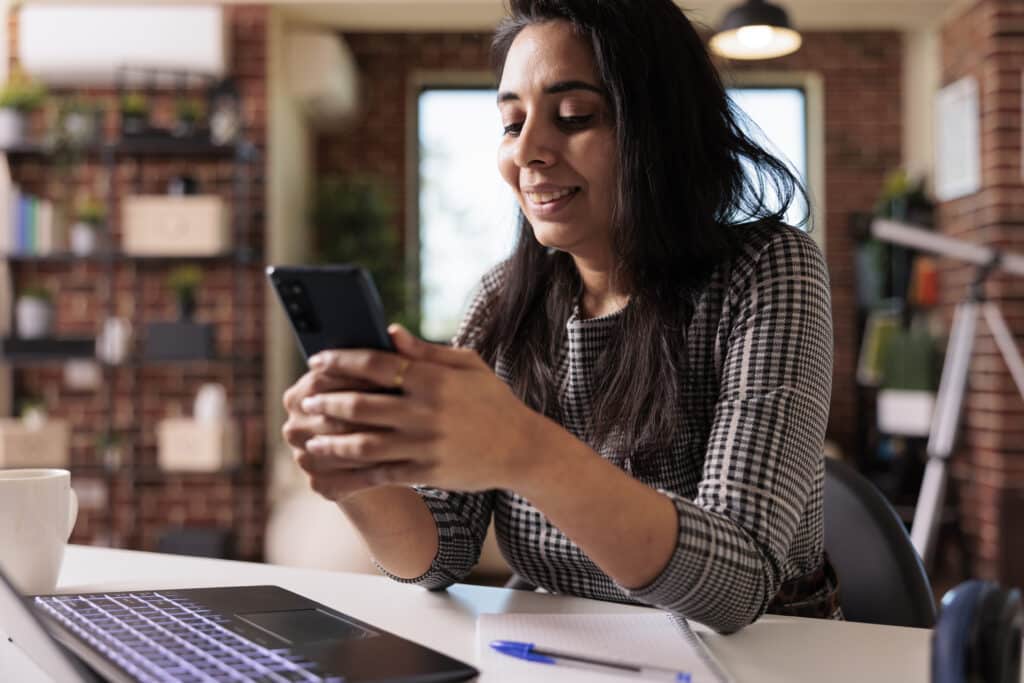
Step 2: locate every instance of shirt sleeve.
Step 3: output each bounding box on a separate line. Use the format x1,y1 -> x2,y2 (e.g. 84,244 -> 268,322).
616,227 -> 834,633
374,264 -> 506,590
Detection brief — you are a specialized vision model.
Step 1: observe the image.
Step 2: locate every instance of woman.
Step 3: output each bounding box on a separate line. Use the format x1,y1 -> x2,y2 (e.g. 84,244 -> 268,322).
283,0 -> 835,634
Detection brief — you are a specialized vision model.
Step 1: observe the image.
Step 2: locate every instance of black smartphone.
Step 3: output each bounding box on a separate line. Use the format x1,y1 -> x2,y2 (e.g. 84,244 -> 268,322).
266,264 -> 395,360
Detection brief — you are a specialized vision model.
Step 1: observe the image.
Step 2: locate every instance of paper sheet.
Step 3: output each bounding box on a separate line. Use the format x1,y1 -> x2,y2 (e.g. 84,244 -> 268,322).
476,613 -> 731,683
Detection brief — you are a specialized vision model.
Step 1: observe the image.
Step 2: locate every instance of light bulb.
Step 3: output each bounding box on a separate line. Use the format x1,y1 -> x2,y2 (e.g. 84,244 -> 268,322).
737,25 -> 775,49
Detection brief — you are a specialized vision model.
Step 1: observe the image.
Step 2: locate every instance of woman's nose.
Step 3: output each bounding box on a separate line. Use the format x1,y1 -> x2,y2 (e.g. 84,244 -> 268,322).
512,119 -> 557,168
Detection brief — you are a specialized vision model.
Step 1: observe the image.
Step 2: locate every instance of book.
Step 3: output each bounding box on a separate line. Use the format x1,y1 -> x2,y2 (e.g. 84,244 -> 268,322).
476,613 -> 732,682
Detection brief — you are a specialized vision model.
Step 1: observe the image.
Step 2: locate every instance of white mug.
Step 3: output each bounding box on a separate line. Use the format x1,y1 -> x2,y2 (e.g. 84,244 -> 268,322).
0,469 -> 78,594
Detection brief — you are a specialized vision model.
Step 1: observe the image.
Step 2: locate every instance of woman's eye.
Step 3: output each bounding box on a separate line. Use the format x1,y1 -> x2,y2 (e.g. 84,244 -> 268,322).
558,114 -> 594,129
502,122 -> 523,136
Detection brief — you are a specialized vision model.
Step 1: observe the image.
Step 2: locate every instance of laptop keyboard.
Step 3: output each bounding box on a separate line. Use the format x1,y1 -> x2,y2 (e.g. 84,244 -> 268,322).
34,592 -> 342,683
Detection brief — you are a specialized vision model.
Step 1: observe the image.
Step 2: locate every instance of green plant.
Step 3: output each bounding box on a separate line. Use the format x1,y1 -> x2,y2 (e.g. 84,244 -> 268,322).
875,169 -> 933,221
17,395 -> 46,419
75,196 -> 106,226
167,265 -> 202,297
95,430 -> 123,450
312,175 -> 415,332
60,97 -> 99,115
19,283 -> 51,302
0,66 -> 46,111
120,91 -> 148,116
174,96 -> 204,122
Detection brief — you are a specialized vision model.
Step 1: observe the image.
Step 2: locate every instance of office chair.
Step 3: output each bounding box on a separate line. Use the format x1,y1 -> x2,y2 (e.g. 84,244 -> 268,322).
824,456 -> 936,628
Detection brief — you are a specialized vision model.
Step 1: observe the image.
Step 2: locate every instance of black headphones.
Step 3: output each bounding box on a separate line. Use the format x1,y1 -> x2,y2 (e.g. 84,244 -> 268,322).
932,580 -> 1023,683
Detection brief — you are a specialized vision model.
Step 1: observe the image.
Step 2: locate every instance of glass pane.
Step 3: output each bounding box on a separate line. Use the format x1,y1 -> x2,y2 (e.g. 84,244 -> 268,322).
726,87 -> 808,228
418,89 -> 517,342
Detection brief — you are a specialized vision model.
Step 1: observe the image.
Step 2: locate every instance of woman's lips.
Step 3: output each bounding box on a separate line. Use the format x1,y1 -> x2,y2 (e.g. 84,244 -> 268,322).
523,187 -> 580,217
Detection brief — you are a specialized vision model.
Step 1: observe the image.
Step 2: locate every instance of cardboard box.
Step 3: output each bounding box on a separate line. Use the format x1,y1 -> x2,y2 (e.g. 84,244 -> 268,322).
122,195 -> 231,256
0,419 -> 70,468
157,418 -> 238,473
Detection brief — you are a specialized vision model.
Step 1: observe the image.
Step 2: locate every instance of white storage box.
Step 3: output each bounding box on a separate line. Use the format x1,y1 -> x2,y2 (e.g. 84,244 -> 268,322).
122,196 -> 231,256
157,418 -> 238,473
0,419 -> 70,468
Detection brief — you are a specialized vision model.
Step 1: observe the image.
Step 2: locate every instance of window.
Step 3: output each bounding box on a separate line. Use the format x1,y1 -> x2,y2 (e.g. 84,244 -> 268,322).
417,88 -> 516,341
727,87 -> 808,229
416,85 -> 812,341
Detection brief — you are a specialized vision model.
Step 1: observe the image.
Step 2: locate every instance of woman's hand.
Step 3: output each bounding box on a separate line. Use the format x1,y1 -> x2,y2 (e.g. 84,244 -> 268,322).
281,363 -> 382,490
296,325 -> 548,498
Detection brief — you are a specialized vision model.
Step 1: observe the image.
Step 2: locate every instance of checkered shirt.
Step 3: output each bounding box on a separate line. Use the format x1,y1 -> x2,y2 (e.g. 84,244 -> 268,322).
377,223 -> 833,633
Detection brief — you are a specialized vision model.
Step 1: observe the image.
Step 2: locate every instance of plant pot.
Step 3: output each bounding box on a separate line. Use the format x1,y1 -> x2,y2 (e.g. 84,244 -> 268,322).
69,221 -> 99,256
63,111 -> 99,147
172,118 -> 197,139
15,297 -> 53,339
0,108 -> 27,147
177,292 -> 196,321
121,113 -> 147,137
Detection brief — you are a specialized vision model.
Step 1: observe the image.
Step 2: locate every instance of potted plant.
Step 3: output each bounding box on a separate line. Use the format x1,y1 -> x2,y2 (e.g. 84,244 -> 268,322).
15,284 -> 53,339
172,96 -> 204,138
69,196 -> 106,256
167,265 -> 202,320
120,91 -> 148,137
58,97 -> 101,148
18,394 -> 47,429
0,66 -> 46,147
313,174 -> 414,331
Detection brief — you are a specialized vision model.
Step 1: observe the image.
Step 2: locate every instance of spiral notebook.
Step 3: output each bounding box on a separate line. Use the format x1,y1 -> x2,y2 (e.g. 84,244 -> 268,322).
476,613 -> 732,682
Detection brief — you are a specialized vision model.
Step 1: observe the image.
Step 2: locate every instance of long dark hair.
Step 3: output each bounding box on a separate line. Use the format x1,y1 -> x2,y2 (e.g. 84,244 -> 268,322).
479,0 -> 808,454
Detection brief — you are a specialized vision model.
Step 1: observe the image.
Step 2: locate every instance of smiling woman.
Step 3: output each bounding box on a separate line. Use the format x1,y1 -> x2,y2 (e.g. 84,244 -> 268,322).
282,0 -> 835,635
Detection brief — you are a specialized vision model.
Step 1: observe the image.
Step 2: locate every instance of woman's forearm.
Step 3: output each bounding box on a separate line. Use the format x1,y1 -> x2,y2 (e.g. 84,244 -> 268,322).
512,417 -> 680,590
337,485 -> 439,579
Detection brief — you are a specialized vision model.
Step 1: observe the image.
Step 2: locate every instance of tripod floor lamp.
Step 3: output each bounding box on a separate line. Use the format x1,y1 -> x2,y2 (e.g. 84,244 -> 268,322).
871,219 -> 1024,569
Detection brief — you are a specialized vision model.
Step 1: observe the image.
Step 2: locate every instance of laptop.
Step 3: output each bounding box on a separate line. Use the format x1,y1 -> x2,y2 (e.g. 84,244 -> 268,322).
0,564 -> 477,682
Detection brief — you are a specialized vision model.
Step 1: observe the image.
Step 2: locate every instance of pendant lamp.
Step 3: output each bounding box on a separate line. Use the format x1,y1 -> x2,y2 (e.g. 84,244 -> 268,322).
709,0 -> 802,61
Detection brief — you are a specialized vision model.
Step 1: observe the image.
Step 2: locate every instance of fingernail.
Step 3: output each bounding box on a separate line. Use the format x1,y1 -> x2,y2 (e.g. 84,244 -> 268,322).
301,396 -> 321,413
308,353 -> 326,369
306,437 -> 326,453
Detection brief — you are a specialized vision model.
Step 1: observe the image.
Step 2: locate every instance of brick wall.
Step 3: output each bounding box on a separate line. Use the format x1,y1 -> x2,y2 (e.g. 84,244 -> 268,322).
6,6 -> 269,560
940,0 -> 1024,583
316,30 -> 904,462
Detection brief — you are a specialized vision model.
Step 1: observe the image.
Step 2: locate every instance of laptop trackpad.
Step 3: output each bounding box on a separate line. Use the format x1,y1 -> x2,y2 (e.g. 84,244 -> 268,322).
238,609 -> 377,645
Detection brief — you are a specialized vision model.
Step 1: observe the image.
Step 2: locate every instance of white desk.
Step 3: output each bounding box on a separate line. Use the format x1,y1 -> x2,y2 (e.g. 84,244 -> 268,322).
2,545 -> 939,682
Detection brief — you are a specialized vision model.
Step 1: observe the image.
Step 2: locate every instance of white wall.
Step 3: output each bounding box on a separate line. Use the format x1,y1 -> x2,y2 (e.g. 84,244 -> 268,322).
903,27 -> 941,191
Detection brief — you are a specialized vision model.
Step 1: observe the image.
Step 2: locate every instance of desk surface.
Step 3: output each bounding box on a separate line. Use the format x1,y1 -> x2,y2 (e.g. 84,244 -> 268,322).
2,545 -> 941,682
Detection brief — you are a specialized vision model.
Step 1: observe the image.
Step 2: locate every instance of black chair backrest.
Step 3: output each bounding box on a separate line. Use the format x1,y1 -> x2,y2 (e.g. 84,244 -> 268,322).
824,457 -> 937,628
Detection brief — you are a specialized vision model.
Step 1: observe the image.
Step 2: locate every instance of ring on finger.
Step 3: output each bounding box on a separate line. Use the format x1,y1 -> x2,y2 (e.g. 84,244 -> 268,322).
393,358 -> 412,389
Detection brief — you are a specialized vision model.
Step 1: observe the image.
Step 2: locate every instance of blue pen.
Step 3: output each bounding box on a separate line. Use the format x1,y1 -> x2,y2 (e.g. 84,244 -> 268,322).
490,640 -> 692,681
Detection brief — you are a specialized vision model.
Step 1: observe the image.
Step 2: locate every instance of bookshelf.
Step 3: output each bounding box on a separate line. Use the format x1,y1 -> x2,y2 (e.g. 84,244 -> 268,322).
0,107 -> 265,557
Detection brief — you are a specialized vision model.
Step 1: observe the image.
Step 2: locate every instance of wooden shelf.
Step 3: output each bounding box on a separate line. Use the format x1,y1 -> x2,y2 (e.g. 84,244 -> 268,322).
0,336 -> 95,362
3,250 -> 252,264
1,349 -> 260,369
0,136 -> 247,161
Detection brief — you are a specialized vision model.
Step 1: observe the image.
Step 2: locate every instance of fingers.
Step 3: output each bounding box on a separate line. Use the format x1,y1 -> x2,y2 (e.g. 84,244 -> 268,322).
283,369 -> 378,412
303,431 -> 431,469
281,413 -> 355,450
300,391 -> 429,431
308,348 -> 432,394
304,462 -> 435,501
389,324 -> 486,370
